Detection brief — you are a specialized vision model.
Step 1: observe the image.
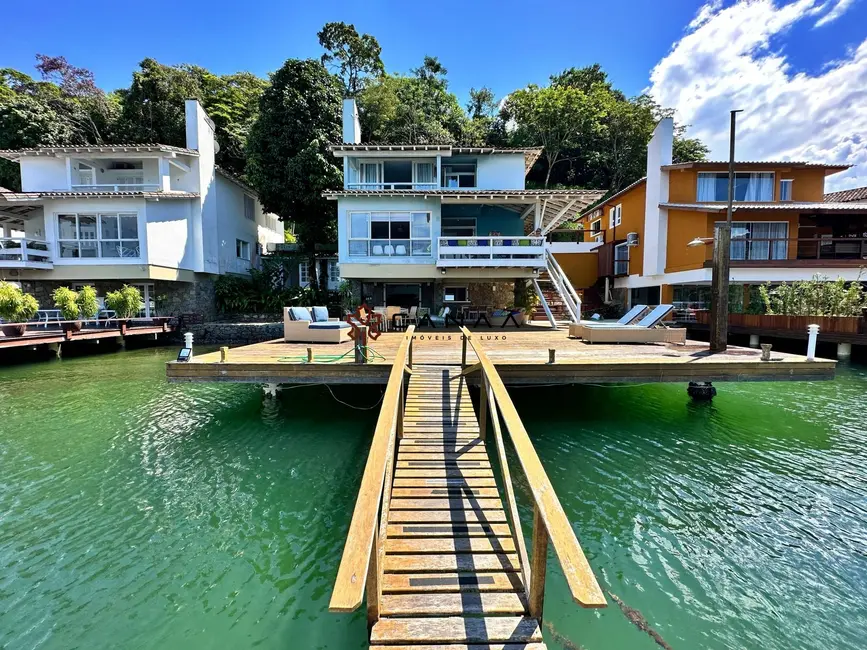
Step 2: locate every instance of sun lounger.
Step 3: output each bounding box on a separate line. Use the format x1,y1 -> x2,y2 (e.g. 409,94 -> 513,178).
568,304 -> 647,337
569,304 -> 686,344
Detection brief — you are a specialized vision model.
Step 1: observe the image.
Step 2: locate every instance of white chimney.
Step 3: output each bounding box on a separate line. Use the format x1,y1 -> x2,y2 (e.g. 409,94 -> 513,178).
642,117 -> 674,277
184,99 -> 218,274
343,98 -> 361,144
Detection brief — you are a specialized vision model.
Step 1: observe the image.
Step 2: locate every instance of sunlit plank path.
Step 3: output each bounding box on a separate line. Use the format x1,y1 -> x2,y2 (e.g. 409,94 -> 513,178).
329,326 -> 606,648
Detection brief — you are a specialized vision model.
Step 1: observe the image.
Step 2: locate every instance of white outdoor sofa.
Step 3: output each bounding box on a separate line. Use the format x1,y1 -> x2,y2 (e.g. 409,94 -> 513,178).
283,306 -> 352,343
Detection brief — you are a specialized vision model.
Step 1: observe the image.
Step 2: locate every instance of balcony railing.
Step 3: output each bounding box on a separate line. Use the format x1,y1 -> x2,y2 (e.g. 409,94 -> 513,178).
0,238 -> 53,268
70,183 -> 161,192
437,236 -> 546,267
703,237 -> 867,265
345,182 -> 439,191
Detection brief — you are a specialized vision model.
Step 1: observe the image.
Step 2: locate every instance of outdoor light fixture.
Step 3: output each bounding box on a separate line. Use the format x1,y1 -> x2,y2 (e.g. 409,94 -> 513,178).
177,348 -> 192,362
440,268 -> 446,275
688,237 -> 714,247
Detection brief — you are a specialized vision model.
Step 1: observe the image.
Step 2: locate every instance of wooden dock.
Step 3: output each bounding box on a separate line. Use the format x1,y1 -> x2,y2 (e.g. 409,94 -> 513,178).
166,324 -> 835,386
1,318 -> 174,353
331,327 -> 608,648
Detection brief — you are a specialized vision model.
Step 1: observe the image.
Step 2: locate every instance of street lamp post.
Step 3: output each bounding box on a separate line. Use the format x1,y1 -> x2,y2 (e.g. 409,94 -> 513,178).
709,109 -> 743,353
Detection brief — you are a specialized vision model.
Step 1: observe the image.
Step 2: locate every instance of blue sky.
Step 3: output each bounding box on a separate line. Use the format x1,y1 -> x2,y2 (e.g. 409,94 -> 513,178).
3,0 -> 866,190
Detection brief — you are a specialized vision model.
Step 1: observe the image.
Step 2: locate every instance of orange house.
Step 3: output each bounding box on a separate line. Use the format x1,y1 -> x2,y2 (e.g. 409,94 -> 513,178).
560,118 -> 866,311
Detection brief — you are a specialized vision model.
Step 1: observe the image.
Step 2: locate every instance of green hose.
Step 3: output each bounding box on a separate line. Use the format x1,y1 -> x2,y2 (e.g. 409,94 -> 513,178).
277,345 -> 386,364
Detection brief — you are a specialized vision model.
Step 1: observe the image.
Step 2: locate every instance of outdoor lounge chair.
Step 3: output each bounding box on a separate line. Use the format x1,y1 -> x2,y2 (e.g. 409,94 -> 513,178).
284,306 -> 352,343
569,304 -> 686,344
420,306 -> 450,327
568,305 -> 648,336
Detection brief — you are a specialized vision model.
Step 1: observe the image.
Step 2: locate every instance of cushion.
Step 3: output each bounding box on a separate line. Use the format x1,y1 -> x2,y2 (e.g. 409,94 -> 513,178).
289,306 -> 312,321
311,306 -> 329,322
308,321 -> 351,330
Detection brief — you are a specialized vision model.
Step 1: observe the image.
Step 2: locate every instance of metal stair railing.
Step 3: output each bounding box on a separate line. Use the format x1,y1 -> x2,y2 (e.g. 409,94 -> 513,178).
544,249 -> 582,323
531,279 -> 557,328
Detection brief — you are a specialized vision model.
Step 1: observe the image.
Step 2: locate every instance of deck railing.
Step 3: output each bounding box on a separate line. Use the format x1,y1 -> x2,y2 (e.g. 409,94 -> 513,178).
329,325 -> 415,626
459,326 -> 606,614
345,182 -> 439,191
0,237 -> 52,267
70,183 -> 161,192
702,237 -> 867,263
437,236 -> 546,267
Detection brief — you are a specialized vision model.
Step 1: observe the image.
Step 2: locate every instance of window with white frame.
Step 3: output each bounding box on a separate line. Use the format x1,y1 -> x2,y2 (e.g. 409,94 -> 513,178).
614,242 -> 629,275
244,194 -> 255,220
299,261 -> 310,286
442,163 -> 476,188
57,213 -> 140,258
590,219 -> 603,242
327,260 -> 340,284
608,205 -> 622,229
717,221 -> 788,260
780,179 -> 793,201
236,239 -> 251,260
348,211 -> 432,257
697,172 -> 775,202
443,286 -> 468,302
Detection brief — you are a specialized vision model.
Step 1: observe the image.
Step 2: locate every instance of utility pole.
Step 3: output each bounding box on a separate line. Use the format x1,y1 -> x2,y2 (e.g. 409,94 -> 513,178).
709,110 -> 742,352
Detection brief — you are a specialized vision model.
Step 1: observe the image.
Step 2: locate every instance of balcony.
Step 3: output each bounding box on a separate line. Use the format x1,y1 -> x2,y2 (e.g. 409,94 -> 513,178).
437,236 -> 546,268
0,238 -> 53,269
70,183 -> 161,193
702,237 -> 867,267
345,182 -> 439,191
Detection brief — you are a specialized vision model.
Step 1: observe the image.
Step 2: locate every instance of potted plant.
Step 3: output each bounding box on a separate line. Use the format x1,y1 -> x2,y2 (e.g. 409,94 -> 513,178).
0,281 -> 39,337
105,285 -> 143,321
53,286 -> 83,332
76,285 -> 100,321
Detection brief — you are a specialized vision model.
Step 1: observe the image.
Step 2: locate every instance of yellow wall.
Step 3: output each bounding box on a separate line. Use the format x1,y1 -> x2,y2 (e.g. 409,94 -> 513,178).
667,166 -> 829,203
665,210 -> 711,272
554,252 -> 599,289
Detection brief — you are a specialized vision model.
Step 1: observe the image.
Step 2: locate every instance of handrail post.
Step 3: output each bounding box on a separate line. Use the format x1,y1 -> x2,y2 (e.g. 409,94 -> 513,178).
461,332 -> 468,368
408,337 -> 413,369
479,373 -> 488,440
397,374 -> 404,440
529,505 -> 549,620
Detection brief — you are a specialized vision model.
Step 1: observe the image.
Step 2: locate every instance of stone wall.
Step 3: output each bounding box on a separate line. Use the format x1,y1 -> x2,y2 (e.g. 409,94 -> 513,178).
186,321 -> 282,344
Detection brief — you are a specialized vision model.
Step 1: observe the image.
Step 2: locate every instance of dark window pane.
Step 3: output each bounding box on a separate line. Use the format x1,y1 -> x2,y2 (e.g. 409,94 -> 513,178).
371,222 -> 389,238
391,221 -> 410,238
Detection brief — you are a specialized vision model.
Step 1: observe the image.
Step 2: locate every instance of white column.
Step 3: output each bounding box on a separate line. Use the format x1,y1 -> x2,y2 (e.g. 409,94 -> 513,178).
533,200 -> 541,231
159,157 -> 172,191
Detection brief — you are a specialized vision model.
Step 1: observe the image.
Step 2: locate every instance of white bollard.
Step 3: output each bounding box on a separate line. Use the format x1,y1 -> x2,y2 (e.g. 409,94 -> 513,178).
837,342 -> 852,359
749,334 -> 760,348
184,331 -> 194,359
806,324 -> 819,361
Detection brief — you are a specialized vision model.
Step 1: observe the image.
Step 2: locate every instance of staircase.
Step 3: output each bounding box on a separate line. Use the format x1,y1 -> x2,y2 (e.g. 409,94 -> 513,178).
531,250 -> 584,327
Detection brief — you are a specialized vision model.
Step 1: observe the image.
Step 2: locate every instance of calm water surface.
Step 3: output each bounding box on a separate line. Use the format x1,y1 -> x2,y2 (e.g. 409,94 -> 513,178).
0,347 -> 865,649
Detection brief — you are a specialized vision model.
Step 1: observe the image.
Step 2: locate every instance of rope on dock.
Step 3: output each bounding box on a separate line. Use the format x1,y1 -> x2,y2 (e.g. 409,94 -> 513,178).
276,345 -> 386,364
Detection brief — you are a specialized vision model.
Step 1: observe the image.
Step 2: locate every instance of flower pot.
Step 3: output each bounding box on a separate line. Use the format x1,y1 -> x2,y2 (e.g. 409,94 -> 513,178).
62,321 -> 83,333
1,323 -> 27,337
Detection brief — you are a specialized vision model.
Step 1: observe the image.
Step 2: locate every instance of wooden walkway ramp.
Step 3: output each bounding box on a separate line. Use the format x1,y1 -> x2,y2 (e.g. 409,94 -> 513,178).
330,326 -> 606,649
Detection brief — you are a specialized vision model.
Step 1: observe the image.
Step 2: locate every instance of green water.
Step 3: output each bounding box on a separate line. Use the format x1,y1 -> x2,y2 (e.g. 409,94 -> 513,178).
0,348 -> 865,650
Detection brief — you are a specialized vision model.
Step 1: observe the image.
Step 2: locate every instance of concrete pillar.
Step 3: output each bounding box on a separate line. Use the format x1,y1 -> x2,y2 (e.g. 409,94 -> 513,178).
749,334 -> 760,348
47,342 -> 61,359
660,284 -> 674,305
837,342 -> 852,359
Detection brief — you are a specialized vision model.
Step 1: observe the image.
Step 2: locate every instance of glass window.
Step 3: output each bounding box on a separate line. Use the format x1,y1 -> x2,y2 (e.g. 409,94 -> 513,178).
411,212 -> 431,238
442,163 -> 476,188
444,286 -> 468,302
100,215 -> 119,239
244,195 -> 255,220
780,179 -> 793,201
717,221 -> 788,260
371,221 -> 389,239
614,243 -> 629,275
349,241 -> 368,256
120,215 -> 138,239
350,212 -> 369,239
415,163 -> 434,185
58,215 -> 77,240
697,172 -> 775,202
390,220 -> 410,239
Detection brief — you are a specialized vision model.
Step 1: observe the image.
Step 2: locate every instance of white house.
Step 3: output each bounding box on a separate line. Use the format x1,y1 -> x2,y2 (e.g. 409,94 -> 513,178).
0,100 -> 283,318
324,99 -> 602,322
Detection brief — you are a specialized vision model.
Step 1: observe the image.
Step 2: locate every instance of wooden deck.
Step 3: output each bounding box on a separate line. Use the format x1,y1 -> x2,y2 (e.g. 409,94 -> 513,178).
371,364 -> 544,648
166,324 -> 835,385
1,320 -> 174,351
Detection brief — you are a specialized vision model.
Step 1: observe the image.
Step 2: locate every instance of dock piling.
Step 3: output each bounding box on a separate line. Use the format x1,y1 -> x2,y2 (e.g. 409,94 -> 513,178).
687,381 -> 717,401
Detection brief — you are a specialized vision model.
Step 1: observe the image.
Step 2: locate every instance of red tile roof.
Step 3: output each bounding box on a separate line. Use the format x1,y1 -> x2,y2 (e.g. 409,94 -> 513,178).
824,186 -> 867,203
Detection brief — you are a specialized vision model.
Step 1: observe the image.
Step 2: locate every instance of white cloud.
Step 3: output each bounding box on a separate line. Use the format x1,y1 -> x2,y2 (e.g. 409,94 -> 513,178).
649,0 -> 867,192
815,0 -> 857,27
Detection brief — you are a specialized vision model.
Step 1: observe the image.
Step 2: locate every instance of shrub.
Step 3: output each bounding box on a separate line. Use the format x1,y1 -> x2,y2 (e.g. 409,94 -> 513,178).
52,286 -> 81,321
759,274 -> 867,317
0,281 -> 39,323
76,285 -> 99,319
105,285 -> 143,319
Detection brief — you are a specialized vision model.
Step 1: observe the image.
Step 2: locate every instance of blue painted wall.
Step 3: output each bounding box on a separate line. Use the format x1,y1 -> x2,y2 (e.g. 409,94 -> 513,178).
441,205 -> 523,236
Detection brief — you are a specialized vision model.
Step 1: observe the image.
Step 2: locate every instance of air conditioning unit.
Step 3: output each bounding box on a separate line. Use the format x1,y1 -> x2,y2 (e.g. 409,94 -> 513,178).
266,242 -> 278,252
626,232 -> 640,246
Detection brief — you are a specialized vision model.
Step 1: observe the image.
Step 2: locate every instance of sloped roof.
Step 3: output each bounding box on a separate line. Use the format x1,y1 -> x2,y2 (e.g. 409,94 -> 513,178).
328,144 -> 543,174
0,190 -> 200,200
0,144 -> 199,161
662,160 -> 850,175
660,201 -> 867,213
824,186 -> 867,203
579,177 -> 647,218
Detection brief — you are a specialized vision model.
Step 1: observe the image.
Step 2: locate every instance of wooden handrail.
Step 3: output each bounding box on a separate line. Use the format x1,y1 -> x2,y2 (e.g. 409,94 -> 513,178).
329,325 -> 415,613
461,326 -> 607,608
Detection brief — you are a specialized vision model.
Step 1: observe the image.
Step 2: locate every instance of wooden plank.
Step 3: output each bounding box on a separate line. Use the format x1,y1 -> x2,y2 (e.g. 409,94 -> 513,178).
329,326 -> 415,613
370,616 -> 542,645
380,592 -> 527,616
392,478 -> 497,488
382,571 -> 524,594
384,553 -> 521,573
396,461 -> 492,470
460,326 -> 606,609
394,469 -> 494,479
389,498 -> 503,510
371,644 -> 546,650
390,487 -> 501,499
386,537 -> 517,555
385,523 -> 513,538
388,510 -> 508,524
397,452 -> 489,460
528,505 -> 548,620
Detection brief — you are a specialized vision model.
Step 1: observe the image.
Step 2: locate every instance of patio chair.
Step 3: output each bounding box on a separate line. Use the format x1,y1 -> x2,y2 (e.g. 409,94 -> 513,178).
569,304 -> 685,344
575,305 -> 649,330
405,305 -> 419,325
421,306 -> 450,328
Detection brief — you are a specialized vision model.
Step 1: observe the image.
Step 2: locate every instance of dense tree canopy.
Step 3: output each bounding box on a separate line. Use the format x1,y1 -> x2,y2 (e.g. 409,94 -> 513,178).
246,59 -> 343,286
0,33 -> 708,232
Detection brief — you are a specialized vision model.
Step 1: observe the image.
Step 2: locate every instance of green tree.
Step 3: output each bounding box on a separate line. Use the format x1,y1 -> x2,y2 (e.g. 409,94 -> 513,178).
504,83 -> 606,188
246,59 -> 343,288
318,22 -> 384,96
